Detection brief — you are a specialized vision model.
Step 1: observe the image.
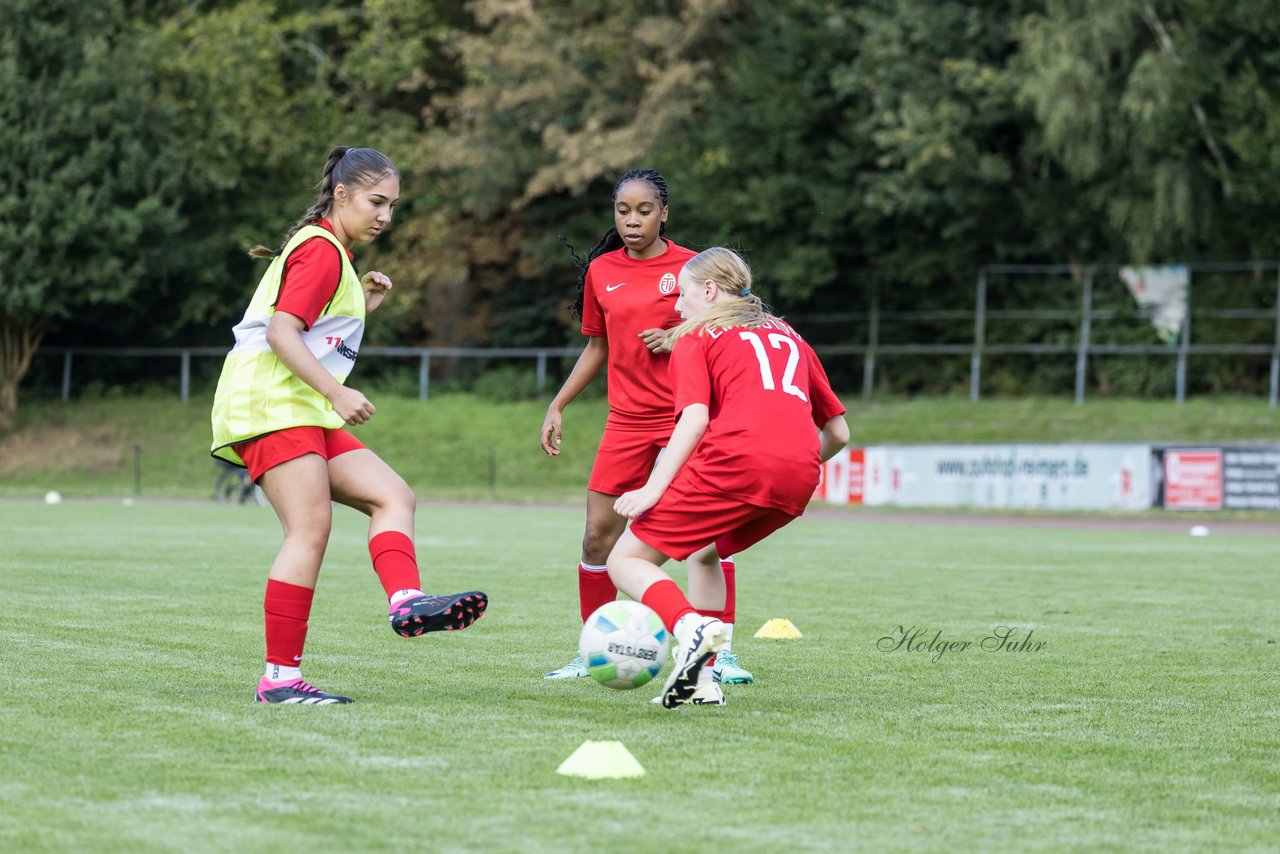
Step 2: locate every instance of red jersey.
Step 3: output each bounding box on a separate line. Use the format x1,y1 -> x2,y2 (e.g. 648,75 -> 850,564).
274,219 -> 355,330
669,318 -> 845,515
581,239 -> 696,428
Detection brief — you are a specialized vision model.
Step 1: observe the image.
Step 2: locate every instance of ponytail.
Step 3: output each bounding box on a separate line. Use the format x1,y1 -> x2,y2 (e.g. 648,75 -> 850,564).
249,145 -> 397,259
563,227 -> 625,320
668,247 -> 775,342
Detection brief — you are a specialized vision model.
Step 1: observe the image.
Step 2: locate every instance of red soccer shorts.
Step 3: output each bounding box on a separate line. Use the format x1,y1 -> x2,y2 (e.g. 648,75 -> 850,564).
628,473 -> 798,561
235,426 -> 367,482
587,417 -> 671,496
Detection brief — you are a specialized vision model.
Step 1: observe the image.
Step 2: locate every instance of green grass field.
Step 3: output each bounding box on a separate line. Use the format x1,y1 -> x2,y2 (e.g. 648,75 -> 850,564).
2,500 -> 1277,851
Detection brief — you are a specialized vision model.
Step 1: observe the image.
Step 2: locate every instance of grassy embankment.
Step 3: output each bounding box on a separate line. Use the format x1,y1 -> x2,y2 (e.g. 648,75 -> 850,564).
1,393 -> 1275,502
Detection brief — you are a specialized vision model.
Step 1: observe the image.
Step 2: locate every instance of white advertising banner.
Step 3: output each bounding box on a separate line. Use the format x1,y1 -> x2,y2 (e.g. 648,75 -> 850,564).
853,444 -> 1152,510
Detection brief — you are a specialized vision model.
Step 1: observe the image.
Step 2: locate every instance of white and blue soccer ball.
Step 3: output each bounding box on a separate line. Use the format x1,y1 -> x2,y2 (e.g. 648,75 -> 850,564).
579,600 -> 670,690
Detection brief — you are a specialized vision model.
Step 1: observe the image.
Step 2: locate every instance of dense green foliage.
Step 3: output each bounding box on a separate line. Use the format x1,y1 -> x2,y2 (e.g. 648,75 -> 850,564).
7,0 -> 1280,416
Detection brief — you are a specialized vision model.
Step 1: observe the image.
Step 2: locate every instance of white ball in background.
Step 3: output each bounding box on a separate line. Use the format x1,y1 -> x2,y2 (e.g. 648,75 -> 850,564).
44,491 -> 62,505
1189,524 -> 1210,537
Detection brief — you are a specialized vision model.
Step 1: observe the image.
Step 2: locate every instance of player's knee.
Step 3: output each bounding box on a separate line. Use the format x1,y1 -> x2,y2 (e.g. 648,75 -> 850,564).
688,546 -> 719,571
361,476 -> 415,516
287,522 -> 331,555
581,526 -> 620,564
390,476 -> 416,514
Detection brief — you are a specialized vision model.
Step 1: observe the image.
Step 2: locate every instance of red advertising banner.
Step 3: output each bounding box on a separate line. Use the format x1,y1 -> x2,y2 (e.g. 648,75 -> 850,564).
813,458 -> 828,502
814,448 -> 865,506
1163,449 -> 1223,510
846,448 -> 865,505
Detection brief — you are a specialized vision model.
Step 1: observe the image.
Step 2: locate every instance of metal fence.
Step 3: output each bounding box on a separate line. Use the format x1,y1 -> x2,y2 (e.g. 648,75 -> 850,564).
33,261 -> 1280,406
37,346 -> 580,403
791,261 -> 1280,406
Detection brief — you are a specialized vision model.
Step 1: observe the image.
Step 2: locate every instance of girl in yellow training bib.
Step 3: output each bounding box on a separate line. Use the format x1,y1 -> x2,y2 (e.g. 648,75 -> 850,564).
211,146 -> 487,705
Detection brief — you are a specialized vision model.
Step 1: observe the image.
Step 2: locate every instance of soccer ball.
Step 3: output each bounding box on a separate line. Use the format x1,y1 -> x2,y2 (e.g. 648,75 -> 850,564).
579,600 -> 670,690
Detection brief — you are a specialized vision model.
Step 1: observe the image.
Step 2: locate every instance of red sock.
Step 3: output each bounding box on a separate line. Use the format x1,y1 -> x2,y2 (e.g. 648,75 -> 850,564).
641,579 -> 697,633
369,531 -> 421,599
578,562 -> 617,622
721,557 -> 737,625
264,578 -> 314,667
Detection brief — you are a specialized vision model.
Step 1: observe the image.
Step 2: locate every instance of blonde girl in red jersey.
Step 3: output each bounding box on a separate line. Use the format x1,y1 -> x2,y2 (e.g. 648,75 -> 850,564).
608,247 -> 850,709
211,146 -> 486,705
539,169 -> 752,684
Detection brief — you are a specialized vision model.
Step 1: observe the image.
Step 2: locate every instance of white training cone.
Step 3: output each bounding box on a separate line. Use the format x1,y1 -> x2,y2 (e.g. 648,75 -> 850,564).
556,741 -> 646,779
754,618 -> 803,640
1189,525 -> 1210,537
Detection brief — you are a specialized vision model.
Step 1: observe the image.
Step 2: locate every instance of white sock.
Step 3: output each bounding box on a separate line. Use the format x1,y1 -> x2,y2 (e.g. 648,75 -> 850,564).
264,663 -> 301,683
389,588 -> 424,607
722,622 -> 734,654
674,613 -> 701,640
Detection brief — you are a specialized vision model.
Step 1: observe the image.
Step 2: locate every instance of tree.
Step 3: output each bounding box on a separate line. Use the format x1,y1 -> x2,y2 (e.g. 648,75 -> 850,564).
660,0 -> 1039,393
0,0 -> 186,425
1016,0 -> 1231,263
386,0 -> 740,348
1178,0 -> 1280,260
661,0 -> 1044,307
29,0 -> 449,352
142,1 -> 388,342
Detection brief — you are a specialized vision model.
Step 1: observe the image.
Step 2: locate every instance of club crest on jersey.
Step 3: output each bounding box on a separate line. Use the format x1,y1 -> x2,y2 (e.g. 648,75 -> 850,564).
658,273 -> 676,295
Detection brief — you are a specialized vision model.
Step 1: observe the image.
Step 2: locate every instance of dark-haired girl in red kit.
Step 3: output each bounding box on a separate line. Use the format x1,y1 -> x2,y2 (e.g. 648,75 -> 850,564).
539,169 -> 753,686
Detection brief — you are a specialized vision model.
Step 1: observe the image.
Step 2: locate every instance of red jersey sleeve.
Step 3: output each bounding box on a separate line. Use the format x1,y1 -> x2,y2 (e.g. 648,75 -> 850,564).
580,263 -> 606,337
670,334 -> 713,415
803,341 -> 846,426
275,236 -> 344,330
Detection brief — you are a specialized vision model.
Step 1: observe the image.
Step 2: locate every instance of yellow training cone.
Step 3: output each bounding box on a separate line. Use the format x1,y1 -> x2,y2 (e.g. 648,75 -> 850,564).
556,741 -> 646,779
754,618 -> 803,639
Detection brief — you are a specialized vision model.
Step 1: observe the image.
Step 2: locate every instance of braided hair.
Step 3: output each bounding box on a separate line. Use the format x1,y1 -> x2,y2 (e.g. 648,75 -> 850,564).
564,168 -> 669,320
249,146 -> 399,259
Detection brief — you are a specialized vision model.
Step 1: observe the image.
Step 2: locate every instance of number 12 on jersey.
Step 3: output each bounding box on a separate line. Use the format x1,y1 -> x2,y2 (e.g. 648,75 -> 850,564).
739,330 -> 808,402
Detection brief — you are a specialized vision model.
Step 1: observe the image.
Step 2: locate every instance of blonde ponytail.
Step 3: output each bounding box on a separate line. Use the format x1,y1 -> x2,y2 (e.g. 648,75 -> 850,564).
669,247 -> 776,342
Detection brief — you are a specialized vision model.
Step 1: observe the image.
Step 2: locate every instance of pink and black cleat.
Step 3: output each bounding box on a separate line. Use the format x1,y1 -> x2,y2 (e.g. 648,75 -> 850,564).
255,677 -> 352,705
389,591 -> 488,638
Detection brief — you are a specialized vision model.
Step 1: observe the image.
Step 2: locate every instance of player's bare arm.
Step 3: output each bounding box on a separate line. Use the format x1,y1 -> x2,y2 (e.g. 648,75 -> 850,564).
819,414 -> 850,463
266,311 -> 375,425
614,403 -> 708,518
540,336 -> 608,455
361,270 -> 392,313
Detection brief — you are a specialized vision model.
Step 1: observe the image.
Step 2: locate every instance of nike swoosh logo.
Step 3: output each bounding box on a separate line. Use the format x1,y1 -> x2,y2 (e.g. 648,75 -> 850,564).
605,283 -> 627,292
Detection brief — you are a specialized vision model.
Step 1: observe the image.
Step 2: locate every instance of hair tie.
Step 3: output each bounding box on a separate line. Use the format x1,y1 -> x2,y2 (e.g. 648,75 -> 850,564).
739,287 -> 751,296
